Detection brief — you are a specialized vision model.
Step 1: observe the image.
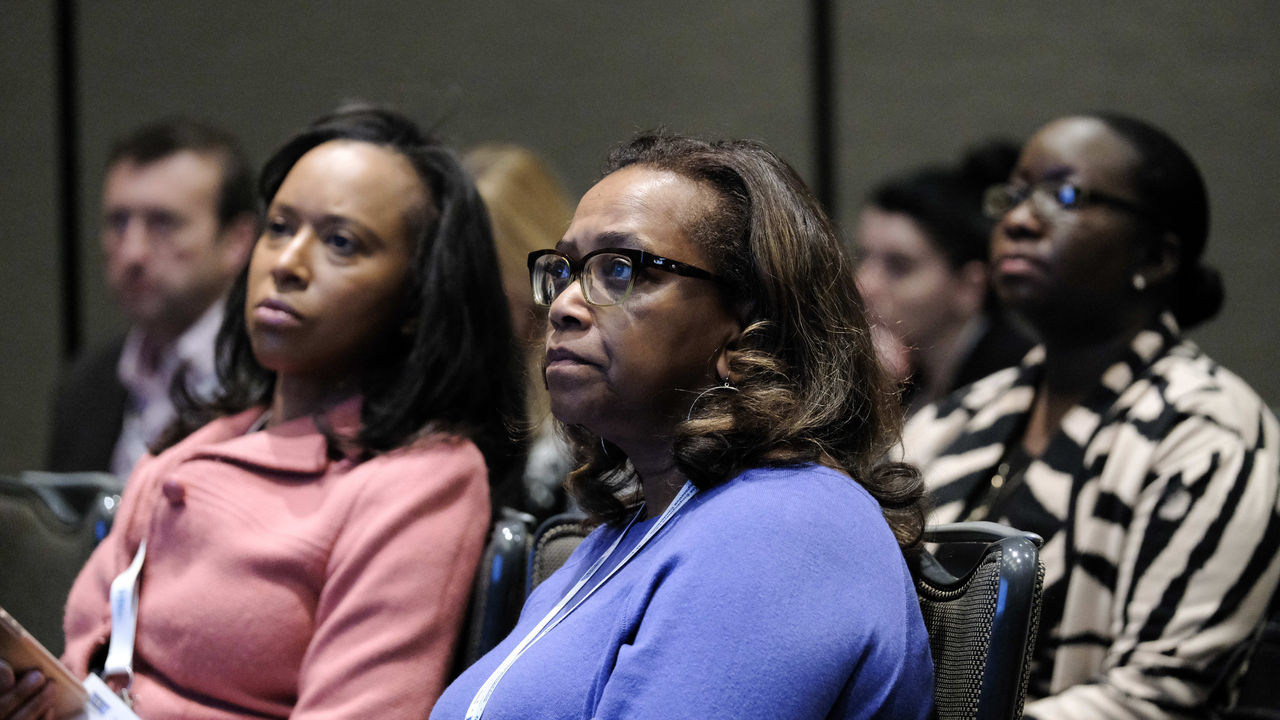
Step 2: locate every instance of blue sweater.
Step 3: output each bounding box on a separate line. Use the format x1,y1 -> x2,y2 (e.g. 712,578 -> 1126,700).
433,465 -> 934,719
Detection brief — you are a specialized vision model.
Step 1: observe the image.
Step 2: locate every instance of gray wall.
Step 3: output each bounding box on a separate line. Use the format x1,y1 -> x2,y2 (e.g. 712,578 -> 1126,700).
1,2 -> 62,474
3,1 -> 1278,473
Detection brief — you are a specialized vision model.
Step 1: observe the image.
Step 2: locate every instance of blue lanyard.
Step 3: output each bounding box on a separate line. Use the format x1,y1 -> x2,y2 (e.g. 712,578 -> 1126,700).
464,481 -> 698,720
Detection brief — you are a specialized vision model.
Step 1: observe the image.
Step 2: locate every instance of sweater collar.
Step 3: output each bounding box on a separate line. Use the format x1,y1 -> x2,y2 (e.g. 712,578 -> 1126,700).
1010,312 -> 1180,407
975,312 -> 1182,454
185,397 -> 363,474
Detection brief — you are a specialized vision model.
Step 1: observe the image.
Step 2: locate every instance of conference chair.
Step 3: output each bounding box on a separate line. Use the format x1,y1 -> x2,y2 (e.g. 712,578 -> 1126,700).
912,521 -> 1044,720
0,471 -> 124,655
456,507 -> 537,671
525,512 -> 589,597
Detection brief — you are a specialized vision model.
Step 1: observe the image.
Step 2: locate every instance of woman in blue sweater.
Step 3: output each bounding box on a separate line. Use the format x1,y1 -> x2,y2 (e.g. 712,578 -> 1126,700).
434,133 -> 934,719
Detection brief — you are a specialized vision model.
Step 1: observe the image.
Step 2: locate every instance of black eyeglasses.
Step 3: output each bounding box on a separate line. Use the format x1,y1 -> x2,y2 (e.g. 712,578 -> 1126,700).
983,180 -> 1154,222
527,247 -> 717,307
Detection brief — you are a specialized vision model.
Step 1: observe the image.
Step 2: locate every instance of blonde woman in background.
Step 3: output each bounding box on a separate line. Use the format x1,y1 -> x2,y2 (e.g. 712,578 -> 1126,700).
465,145 -> 576,517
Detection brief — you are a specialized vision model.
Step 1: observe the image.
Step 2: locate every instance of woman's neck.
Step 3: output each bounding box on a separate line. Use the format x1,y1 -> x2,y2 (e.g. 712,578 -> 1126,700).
269,374 -> 359,426
616,435 -> 686,519
1021,326 -> 1142,456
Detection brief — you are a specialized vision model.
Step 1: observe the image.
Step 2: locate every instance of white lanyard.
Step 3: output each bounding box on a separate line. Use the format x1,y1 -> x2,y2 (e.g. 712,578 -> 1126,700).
464,481 -> 697,720
102,540 -> 146,700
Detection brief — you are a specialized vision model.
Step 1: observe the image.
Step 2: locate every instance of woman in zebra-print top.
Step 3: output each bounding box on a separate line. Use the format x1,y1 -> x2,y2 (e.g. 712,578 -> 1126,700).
902,113 -> 1280,720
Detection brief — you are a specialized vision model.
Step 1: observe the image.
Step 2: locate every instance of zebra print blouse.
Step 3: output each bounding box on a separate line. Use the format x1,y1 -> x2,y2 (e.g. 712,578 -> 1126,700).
903,314 -> 1280,720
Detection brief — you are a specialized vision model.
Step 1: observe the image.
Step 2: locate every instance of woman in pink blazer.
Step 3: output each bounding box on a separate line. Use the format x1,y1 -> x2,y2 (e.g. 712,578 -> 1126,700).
1,104 -> 521,720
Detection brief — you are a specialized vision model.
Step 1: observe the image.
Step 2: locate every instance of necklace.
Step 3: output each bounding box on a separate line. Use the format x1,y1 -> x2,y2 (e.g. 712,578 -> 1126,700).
968,443 -> 1033,521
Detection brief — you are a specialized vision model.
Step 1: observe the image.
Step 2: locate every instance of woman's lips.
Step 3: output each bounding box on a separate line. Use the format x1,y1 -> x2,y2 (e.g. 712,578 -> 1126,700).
544,347 -> 599,384
545,347 -> 593,367
993,254 -> 1048,278
253,298 -> 303,328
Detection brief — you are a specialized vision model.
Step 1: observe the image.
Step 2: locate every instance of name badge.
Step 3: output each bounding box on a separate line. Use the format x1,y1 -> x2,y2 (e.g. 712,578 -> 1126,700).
79,674 -> 141,720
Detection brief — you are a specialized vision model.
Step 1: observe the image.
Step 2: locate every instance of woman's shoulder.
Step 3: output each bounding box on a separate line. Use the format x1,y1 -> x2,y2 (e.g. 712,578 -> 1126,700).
363,432 -> 486,469
705,464 -> 873,509
130,406 -> 267,479
324,435 -> 490,544
346,434 -> 489,494
683,465 -> 902,553
176,406 -> 268,447
903,360 -> 1035,469
1143,339 -> 1275,442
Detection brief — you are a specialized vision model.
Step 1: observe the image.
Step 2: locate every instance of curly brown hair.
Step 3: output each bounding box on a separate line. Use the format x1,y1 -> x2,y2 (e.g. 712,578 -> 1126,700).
560,132 -> 928,553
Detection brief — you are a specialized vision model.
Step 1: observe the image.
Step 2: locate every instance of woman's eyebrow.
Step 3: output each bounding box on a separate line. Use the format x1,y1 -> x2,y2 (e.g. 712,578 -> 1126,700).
555,231 -> 644,257
1038,164 -> 1074,181
327,214 -> 387,249
593,231 -> 643,250
265,201 -> 297,217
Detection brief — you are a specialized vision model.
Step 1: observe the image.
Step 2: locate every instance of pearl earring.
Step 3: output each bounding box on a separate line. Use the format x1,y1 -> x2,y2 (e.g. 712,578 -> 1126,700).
1132,274 -> 1147,291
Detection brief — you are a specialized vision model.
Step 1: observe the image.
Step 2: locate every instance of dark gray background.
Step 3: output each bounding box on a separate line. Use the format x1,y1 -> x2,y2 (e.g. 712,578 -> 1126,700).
4,1 -> 1277,473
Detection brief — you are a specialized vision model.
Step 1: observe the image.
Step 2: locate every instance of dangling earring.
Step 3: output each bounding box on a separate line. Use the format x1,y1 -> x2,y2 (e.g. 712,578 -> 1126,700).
1132,274 -> 1147,291
685,375 -> 740,422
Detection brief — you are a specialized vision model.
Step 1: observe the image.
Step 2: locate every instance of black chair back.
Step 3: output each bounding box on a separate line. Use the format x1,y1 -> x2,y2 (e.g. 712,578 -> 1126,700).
0,471 -> 123,655
911,521 -> 1044,720
455,507 -> 535,671
525,513 -> 588,598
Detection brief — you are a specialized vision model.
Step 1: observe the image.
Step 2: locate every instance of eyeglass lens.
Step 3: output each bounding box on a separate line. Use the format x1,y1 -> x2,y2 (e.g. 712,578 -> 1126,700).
532,252 -> 636,306
984,182 -> 1077,220
531,254 -> 569,305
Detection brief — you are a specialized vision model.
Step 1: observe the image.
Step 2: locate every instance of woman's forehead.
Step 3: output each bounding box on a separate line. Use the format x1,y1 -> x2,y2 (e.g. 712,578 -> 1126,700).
1018,117 -> 1140,190
560,166 -> 714,262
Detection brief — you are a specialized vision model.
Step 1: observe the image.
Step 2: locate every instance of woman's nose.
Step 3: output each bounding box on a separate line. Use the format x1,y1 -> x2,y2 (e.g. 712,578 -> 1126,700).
548,277 -> 590,331
270,233 -> 312,289
999,196 -> 1045,240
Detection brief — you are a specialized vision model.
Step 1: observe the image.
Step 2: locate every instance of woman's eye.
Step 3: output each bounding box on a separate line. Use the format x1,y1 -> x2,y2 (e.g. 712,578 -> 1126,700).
604,258 -> 632,281
326,233 -> 359,255
266,218 -> 290,236
1054,184 -> 1080,208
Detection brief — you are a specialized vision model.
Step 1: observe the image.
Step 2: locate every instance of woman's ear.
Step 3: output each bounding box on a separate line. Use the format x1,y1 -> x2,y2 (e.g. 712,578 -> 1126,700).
714,328 -> 744,383
1138,230 -> 1181,288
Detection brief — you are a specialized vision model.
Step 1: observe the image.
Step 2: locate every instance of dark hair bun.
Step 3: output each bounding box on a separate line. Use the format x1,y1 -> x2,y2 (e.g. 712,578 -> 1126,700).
1170,263 -> 1224,329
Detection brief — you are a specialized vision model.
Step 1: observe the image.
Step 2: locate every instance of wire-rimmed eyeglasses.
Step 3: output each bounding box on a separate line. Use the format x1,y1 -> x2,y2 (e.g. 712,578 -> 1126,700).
983,180 -> 1154,223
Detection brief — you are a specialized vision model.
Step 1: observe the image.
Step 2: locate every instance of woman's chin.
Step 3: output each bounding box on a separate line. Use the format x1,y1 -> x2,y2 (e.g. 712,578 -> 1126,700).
548,398 -> 590,429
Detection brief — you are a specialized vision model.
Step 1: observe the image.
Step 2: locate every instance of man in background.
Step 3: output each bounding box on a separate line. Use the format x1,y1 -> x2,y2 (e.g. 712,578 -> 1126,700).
47,118 -> 256,477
